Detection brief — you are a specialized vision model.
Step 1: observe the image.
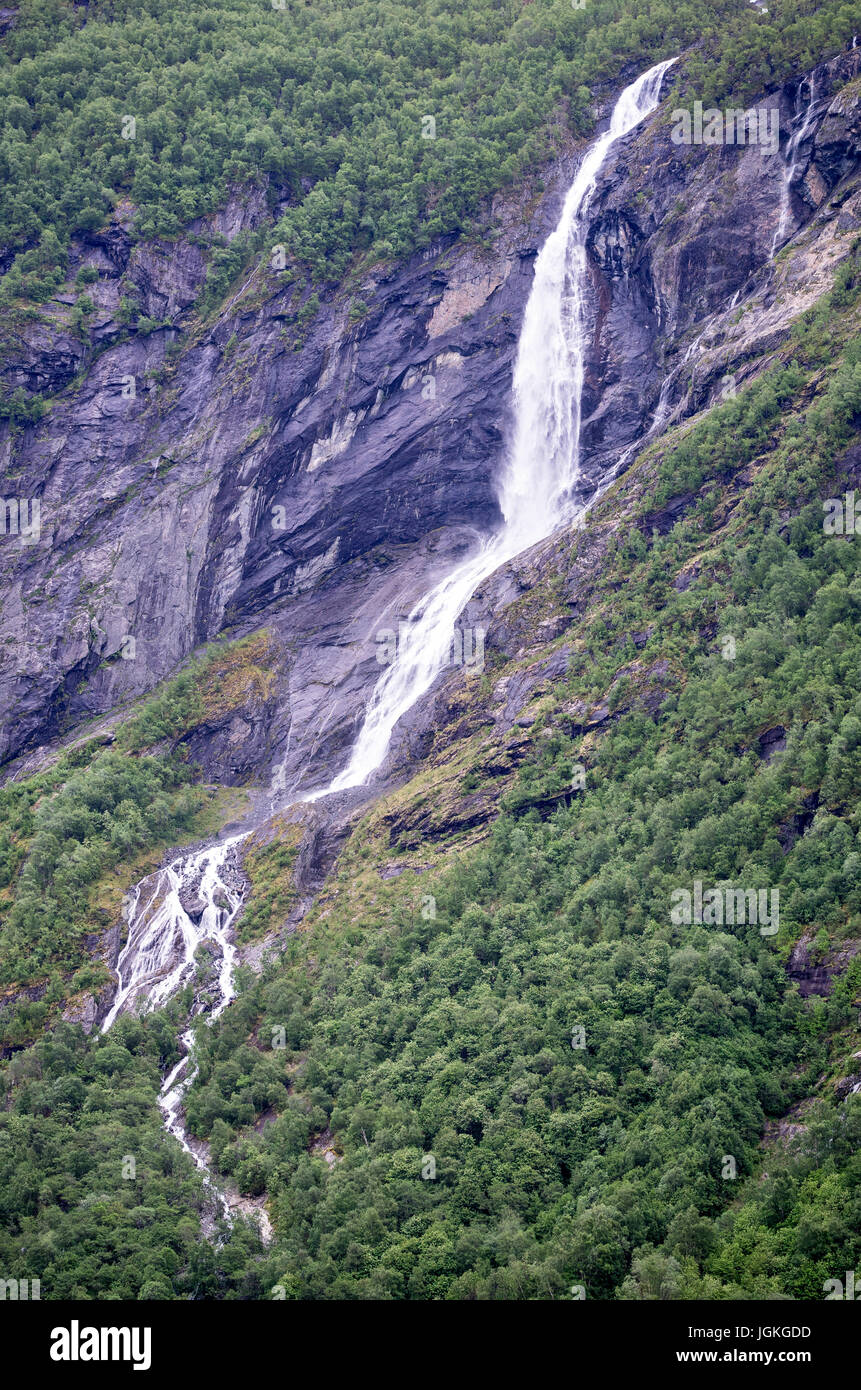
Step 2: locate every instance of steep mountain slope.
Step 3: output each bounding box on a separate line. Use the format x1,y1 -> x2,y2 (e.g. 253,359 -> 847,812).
5,238 -> 861,1293
2,40 -> 859,796
2,11 -> 861,1302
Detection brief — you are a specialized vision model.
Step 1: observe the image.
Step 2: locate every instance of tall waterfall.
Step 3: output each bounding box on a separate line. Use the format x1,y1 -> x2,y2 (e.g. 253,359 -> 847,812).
318,55 -> 677,797
105,59 -> 676,1031
101,61 -> 677,1209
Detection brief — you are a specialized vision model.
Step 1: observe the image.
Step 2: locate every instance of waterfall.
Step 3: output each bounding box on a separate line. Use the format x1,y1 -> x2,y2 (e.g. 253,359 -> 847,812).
102,836 -> 245,1031
315,55 -> 678,798
104,57 -> 677,1022
100,59 -> 677,1220
101,835 -> 248,1224
771,78 -> 819,258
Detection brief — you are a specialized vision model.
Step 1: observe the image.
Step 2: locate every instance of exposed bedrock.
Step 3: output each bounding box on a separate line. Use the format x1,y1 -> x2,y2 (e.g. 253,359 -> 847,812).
1,48 -> 860,794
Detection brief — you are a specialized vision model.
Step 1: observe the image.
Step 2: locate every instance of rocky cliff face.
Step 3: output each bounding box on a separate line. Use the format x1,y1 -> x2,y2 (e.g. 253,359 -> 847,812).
0,174 -> 551,790
2,47 -> 860,802
574,50 -> 861,491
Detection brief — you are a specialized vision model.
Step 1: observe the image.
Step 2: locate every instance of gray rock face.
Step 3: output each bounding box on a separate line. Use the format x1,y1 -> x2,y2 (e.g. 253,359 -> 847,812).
1,50 -> 860,799
572,49 -> 861,495
0,183 -> 551,789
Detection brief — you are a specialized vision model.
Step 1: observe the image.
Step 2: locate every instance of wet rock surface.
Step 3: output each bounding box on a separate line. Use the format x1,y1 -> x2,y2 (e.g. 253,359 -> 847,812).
1,50 -> 860,811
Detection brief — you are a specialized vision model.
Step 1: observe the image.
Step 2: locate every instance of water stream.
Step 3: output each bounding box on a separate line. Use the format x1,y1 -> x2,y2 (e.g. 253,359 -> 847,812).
315,55 -> 678,796
102,55 -> 678,1231
101,836 -> 249,1227
771,77 -> 819,258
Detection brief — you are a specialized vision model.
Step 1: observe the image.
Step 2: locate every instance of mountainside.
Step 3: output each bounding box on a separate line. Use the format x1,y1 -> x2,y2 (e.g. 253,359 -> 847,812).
2,42 -> 859,796
2,0 -> 861,1305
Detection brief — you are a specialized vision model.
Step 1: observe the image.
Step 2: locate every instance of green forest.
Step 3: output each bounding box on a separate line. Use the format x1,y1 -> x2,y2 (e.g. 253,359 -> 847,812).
2,242 -> 860,1298
2,0 -> 861,1309
0,0 -> 858,297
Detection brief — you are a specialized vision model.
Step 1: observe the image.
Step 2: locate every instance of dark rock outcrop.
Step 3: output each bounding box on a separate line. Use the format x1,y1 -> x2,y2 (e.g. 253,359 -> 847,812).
786,932 -> 861,999
2,46 -> 860,807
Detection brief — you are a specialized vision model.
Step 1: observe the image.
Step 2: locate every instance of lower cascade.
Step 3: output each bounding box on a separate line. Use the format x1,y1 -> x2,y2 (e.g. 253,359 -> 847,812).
104,56 -> 677,1225
102,837 -> 245,1031
101,837 -> 249,1226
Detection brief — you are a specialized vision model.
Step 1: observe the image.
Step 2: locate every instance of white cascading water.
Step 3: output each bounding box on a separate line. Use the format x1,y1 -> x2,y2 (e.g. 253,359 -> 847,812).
101,835 -> 248,1224
771,77 -> 819,258
318,55 -> 678,796
102,837 -> 244,1030
101,58 -> 676,1223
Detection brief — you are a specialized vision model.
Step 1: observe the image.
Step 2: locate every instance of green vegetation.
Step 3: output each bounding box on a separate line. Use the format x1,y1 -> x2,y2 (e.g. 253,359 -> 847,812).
3,277 -> 861,1295
1,0 -> 858,299
238,822 -> 303,944
178,294 -> 861,1298
0,385 -> 49,423
0,631 -> 276,1044
0,1012 -> 264,1299
0,748 -> 204,998
2,0 -> 861,1305
650,364 -> 806,507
